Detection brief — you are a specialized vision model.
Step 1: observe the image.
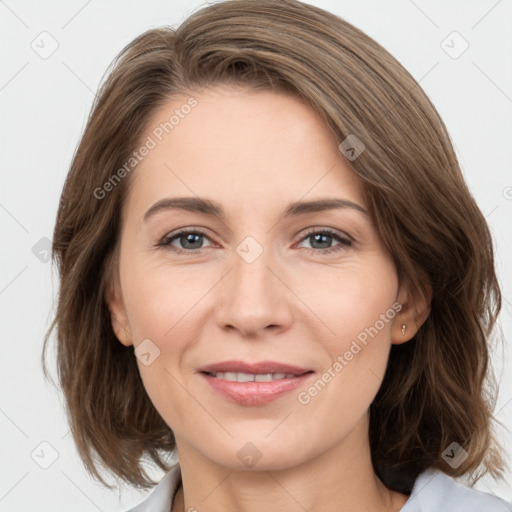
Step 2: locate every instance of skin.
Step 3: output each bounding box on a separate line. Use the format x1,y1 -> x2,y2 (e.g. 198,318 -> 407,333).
107,85 -> 430,512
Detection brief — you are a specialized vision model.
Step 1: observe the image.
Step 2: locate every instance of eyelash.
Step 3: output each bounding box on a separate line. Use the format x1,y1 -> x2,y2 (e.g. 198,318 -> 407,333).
156,227 -> 353,255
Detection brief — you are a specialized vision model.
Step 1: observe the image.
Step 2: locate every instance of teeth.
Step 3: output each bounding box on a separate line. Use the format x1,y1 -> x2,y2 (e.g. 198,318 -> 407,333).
210,372 -> 296,382
256,373 -> 275,382
224,371 -> 238,381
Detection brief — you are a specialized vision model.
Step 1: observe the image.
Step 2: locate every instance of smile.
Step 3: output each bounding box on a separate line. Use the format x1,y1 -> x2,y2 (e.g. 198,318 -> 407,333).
204,371 -> 299,382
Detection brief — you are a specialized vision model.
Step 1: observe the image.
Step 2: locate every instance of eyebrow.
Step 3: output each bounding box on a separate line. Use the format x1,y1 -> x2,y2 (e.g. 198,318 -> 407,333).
143,196 -> 368,222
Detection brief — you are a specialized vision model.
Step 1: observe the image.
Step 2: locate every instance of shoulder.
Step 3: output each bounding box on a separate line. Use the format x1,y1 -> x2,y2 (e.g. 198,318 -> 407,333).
400,467 -> 512,512
125,463 -> 181,512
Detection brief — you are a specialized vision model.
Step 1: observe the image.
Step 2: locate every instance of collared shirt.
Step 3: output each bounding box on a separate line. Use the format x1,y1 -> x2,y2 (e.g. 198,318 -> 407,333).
126,463 -> 512,511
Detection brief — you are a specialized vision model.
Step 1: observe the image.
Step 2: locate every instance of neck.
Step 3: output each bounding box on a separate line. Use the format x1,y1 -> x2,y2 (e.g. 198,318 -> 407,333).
171,417 -> 409,512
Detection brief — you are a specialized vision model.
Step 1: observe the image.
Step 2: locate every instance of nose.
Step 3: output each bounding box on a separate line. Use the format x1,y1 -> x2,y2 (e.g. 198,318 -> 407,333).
215,240 -> 294,338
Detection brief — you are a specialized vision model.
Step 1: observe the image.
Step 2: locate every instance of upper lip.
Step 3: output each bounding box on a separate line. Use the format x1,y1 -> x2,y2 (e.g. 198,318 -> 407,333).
198,360 -> 312,375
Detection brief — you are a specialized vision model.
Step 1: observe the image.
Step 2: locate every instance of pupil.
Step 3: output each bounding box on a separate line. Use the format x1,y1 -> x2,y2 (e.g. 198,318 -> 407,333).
313,233 -> 330,248
184,233 -> 201,248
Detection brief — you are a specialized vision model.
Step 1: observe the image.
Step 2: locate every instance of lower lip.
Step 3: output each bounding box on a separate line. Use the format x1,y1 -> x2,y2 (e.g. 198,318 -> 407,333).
200,372 -> 314,405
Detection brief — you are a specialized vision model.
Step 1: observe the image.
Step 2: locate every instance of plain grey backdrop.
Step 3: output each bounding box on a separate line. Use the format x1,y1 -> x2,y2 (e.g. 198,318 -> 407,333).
1,0 -> 511,510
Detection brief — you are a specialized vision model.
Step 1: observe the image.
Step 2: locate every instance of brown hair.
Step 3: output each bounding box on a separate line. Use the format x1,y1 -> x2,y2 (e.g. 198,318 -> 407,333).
42,0 -> 507,492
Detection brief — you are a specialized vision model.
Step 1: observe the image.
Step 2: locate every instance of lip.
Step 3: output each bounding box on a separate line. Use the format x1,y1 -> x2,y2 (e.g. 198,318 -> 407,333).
197,360 -> 315,405
198,360 -> 311,375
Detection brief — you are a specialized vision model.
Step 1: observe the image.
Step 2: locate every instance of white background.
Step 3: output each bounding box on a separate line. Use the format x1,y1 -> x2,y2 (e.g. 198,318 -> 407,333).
1,0 -> 511,510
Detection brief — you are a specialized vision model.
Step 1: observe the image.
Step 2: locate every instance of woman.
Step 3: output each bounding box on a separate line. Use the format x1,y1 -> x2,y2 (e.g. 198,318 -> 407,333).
42,0 -> 511,510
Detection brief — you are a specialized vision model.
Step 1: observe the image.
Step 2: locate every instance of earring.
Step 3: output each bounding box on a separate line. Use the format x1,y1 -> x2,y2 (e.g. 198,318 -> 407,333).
401,324 -> 406,336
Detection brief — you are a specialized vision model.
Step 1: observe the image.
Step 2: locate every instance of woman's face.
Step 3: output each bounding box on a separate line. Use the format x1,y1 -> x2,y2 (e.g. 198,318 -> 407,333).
108,85 -> 411,470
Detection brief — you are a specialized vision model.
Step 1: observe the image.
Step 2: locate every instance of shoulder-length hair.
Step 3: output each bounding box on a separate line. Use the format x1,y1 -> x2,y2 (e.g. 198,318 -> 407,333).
42,0 -> 507,492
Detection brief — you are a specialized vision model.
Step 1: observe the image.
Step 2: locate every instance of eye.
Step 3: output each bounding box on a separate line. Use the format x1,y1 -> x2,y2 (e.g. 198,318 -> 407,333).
157,228 -> 214,254
157,227 -> 352,255
296,227 -> 352,254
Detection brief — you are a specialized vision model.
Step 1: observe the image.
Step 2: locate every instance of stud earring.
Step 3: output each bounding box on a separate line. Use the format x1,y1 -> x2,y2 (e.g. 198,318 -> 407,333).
401,324 -> 406,336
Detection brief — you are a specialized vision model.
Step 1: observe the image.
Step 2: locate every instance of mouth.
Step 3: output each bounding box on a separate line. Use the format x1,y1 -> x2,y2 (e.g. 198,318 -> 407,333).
198,359 -> 312,376
197,360 -> 315,405
201,371 -> 311,382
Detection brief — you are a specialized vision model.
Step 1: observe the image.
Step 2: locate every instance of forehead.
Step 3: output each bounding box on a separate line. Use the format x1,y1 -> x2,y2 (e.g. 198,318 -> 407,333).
123,85 -> 365,221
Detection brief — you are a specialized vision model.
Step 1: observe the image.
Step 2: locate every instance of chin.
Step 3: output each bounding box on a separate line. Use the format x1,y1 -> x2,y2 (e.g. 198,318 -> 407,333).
202,437 -> 311,472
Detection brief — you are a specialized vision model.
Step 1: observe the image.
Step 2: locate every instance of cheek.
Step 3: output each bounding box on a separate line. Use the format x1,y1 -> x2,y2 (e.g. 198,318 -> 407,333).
292,273 -> 398,442
119,256 -> 209,395
122,248 -> 398,355
121,254 -> 205,340
296,257 -> 398,346
298,258 -> 398,406
120,262 -> 202,431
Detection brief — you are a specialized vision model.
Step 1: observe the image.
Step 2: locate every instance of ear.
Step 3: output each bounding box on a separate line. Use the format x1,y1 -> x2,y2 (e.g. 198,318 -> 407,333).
105,267 -> 133,347
391,279 -> 432,345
